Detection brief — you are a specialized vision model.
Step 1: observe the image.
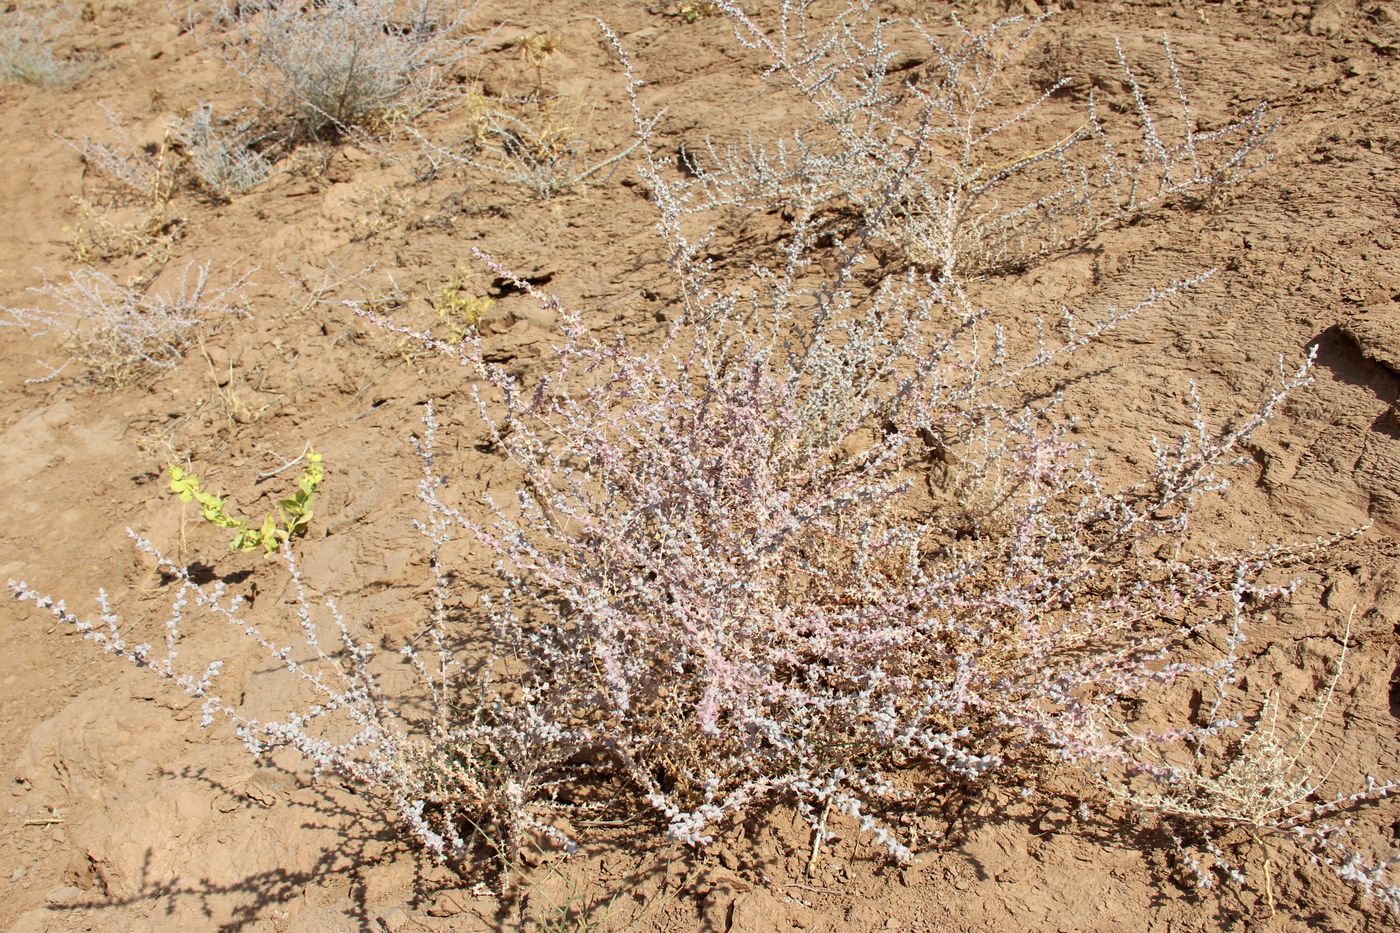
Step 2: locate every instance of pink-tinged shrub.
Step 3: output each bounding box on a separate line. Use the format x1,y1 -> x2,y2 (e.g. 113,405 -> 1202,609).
11,4 -> 1397,915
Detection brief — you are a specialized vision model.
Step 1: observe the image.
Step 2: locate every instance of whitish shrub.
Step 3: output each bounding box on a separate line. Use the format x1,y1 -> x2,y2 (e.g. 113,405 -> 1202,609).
0,262 -> 249,385
411,97 -> 645,199
61,107 -> 180,206
229,0 -> 472,140
174,103 -> 278,197
692,2 -> 1276,276
0,8 -> 84,86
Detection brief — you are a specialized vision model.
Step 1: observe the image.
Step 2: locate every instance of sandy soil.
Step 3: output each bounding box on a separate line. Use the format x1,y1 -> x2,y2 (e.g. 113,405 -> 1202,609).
1,0 -> 1399,930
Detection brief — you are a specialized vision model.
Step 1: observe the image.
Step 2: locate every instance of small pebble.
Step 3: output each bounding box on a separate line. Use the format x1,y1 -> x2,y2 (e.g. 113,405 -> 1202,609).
45,884 -> 82,905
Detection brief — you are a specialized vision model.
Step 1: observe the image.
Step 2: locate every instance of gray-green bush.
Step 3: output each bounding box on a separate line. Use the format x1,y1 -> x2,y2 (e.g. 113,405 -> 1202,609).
229,0 -> 473,140
0,8 -> 84,86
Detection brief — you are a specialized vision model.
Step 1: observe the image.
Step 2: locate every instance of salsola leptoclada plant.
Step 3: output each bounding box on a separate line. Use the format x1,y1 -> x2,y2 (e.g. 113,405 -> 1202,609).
687,0 -> 1277,279
0,262 -> 249,386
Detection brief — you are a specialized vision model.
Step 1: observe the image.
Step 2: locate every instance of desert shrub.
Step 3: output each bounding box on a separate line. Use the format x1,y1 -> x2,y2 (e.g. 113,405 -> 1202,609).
174,103 -> 278,197
688,1 -> 1277,277
9,5 -> 1398,918
0,8 -> 84,86
0,262 -> 250,385
59,108 -> 189,261
407,39 -> 644,198
1128,612 -> 1399,905
412,99 -> 643,198
62,107 -> 181,205
226,0 -> 473,140
412,249 -> 1393,907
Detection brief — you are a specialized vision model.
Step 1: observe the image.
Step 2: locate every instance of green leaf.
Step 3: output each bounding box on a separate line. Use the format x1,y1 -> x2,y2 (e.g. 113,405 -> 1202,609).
297,455 -> 324,495
168,465 -> 199,501
258,514 -> 280,555
198,499 -> 224,522
286,509 -> 312,537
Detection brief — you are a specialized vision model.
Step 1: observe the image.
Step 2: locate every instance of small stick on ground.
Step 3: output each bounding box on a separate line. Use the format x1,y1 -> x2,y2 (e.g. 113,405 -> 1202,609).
806,797 -> 833,878
1262,839 -> 1276,917
258,445 -> 311,481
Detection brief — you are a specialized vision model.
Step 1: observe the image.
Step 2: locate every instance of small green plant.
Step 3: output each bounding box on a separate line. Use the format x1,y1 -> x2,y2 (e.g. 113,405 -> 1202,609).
679,2 -> 720,24
651,2 -> 719,24
431,269 -> 494,340
167,453 -> 324,555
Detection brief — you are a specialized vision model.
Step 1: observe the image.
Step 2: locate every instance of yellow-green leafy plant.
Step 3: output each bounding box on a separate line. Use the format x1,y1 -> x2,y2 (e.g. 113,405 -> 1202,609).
167,453 -> 324,555
431,269 -> 494,340
679,1 -> 720,23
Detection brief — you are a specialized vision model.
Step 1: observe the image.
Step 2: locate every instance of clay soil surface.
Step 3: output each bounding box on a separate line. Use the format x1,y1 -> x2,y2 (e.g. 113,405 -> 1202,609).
2,0 -> 1400,930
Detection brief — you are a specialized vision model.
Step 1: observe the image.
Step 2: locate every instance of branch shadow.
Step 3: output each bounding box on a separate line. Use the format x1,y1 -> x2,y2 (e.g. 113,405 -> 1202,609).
33,763 -> 469,932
